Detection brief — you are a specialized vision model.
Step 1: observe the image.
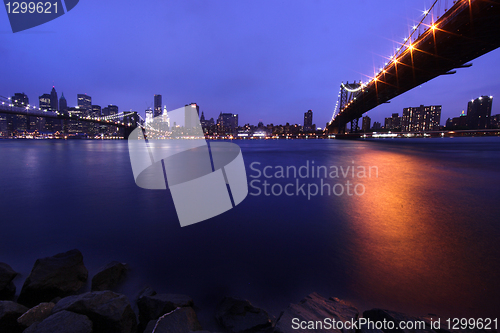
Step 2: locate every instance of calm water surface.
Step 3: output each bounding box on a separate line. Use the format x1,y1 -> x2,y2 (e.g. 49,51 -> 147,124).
0,138 -> 499,329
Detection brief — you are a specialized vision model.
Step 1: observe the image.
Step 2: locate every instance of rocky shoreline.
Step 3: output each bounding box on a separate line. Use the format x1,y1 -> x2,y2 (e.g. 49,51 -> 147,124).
0,249 -> 485,333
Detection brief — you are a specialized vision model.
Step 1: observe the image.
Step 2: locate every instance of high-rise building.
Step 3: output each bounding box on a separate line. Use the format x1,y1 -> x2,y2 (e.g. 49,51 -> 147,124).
217,112 -> 238,134
11,93 -> 29,107
145,108 -> 153,124
304,110 -> 313,131
59,93 -> 68,113
102,105 -> 118,117
91,105 -> 101,117
8,94 -> 29,133
77,94 -> 92,116
401,105 -> 441,132
39,94 -> 51,111
50,86 -> 58,111
108,105 -> 118,116
466,96 -> 493,129
184,103 -> 200,129
154,94 -> 162,118
372,121 -> 382,130
384,113 -> 401,130
362,116 -> 371,132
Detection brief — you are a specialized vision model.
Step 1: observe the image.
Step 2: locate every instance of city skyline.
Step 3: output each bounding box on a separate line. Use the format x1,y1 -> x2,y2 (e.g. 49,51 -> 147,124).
5,85 -> 496,131
1,0 -> 499,127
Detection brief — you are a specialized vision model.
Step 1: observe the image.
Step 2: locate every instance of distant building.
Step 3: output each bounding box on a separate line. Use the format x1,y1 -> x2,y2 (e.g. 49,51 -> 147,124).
77,94 -> 92,116
446,111 -> 467,129
466,96 -> 493,129
11,93 -> 29,107
401,105 -> 441,132
384,113 -> 401,130
154,94 -> 162,118
372,121 -> 382,130
67,107 -> 85,133
59,93 -> 68,113
145,108 -> 153,124
362,115 -> 371,132
123,112 -> 140,127
7,94 -> 29,133
491,114 -> 500,129
39,94 -> 51,111
50,86 -> 58,111
217,112 -> 238,134
184,103 -> 200,129
102,105 -> 118,117
304,110 -> 313,131
91,105 -> 101,117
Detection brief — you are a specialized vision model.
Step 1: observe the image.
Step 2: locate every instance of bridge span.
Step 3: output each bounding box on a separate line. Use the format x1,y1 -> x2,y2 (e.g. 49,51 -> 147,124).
328,0 -> 500,133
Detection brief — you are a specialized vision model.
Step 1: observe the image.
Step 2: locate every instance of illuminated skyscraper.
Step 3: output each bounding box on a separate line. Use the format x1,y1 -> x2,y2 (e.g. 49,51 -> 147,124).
39,94 -> 51,111
11,93 -> 29,107
77,94 -> 92,116
154,94 -> 162,118
304,110 -> 313,131
50,86 -> 58,111
145,108 -> 153,124
466,96 -> 493,129
91,105 -> 101,117
401,105 -> 441,132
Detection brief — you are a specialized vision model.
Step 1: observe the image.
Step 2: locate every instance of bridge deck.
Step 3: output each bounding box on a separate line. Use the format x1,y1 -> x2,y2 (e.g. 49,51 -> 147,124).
328,0 -> 500,133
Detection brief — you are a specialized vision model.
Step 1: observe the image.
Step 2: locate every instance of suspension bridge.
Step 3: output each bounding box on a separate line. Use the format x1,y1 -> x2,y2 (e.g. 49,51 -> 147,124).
0,95 -> 140,137
327,0 -> 500,134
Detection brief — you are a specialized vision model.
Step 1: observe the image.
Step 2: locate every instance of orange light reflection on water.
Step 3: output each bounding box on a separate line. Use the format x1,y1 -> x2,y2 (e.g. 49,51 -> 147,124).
325,145 -> 499,317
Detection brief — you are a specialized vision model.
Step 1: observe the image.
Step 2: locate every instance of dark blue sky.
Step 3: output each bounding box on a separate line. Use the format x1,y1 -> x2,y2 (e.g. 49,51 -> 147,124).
1,0 -> 499,127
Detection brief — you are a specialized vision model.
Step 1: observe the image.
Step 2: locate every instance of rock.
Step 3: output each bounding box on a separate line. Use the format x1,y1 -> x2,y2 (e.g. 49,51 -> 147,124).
18,249 -> 88,307
52,290 -> 137,333
274,292 -> 359,333
0,262 -> 18,300
23,310 -> 92,333
91,261 -> 128,292
136,286 -> 157,301
17,302 -> 55,328
363,309 -> 434,333
143,307 -> 202,333
0,300 -> 29,333
215,296 -> 273,333
138,293 -> 193,331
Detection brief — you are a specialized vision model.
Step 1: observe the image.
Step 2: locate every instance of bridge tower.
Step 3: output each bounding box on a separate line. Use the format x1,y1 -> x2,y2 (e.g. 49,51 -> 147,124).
336,81 -> 363,133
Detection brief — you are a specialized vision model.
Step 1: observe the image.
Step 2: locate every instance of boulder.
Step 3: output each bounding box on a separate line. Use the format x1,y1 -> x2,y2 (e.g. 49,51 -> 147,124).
0,262 -> 18,300
363,309 -> 434,333
18,249 -> 88,307
23,310 -> 92,333
0,300 -> 28,333
138,293 -> 193,331
52,290 -> 137,333
17,302 -> 55,328
91,261 -> 128,292
215,296 -> 273,333
136,286 -> 157,301
274,292 -> 359,333
143,307 -> 202,333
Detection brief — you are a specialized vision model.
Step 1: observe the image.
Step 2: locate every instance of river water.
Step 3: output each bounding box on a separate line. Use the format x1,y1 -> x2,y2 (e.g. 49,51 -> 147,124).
0,137 -> 499,329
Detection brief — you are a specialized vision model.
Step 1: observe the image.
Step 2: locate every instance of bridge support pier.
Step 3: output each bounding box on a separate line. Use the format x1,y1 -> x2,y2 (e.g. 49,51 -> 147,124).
350,117 -> 360,133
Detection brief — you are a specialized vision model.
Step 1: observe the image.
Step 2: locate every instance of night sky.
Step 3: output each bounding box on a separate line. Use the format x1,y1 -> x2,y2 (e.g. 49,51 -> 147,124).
1,0 -> 499,127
